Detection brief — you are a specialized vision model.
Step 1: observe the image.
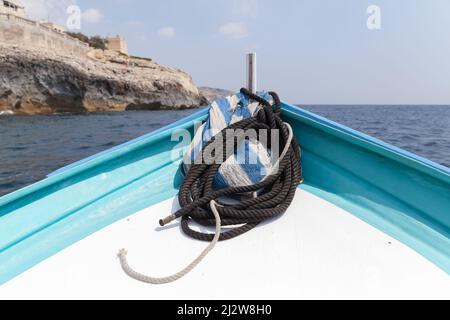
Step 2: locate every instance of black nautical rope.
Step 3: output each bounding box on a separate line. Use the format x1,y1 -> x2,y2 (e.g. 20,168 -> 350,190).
160,88 -> 303,241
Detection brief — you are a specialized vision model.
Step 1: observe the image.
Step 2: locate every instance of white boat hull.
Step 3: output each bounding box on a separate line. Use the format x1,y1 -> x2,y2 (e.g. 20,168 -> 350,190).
1,188 -> 448,300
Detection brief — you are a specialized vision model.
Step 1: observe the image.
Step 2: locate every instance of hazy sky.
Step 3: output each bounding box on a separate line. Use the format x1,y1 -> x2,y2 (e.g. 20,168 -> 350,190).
22,0 -> 450,104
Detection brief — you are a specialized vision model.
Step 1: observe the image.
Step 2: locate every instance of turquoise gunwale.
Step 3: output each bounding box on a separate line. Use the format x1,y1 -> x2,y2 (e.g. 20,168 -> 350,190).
0,103 -> 448,284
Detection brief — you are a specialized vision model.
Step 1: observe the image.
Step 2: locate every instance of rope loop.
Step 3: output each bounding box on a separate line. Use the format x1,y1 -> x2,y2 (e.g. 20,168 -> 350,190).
164,89 -> 303,241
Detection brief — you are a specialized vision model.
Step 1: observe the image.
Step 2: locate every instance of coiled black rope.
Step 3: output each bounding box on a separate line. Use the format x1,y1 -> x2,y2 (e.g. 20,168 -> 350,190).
160,88 -> 303,241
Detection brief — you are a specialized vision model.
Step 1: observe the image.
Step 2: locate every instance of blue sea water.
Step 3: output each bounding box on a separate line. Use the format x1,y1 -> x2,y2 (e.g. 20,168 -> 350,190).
0,105 -> 449,196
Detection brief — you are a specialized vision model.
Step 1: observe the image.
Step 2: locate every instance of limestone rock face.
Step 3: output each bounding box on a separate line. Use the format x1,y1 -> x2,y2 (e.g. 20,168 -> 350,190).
0,45 -> 207,115
198,87 -> 234,104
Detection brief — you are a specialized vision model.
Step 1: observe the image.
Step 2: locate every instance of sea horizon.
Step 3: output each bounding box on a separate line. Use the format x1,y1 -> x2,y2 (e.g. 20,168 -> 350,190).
1,105 -> 449,197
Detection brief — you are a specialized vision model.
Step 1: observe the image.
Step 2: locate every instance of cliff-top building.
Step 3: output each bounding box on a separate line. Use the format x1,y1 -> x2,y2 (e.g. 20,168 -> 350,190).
106,35 -> 128,55
0,1 -> 129,56
0,0 -> 26,18
40,21 -> 65,34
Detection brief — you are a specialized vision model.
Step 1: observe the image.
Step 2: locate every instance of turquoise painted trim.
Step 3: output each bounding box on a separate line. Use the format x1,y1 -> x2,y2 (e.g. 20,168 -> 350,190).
282,103 -> 450,272
281,104 -> 450,180
0,111 -> 207,284
0,103 -> 448,284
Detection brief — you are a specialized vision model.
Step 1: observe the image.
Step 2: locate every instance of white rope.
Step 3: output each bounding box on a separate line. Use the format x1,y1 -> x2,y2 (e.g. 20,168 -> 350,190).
262,122 -> 294,181
117,200 -> 221,285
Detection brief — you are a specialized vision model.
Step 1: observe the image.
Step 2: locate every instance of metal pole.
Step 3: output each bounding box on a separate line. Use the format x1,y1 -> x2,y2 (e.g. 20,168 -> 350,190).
246,53 -> 257,93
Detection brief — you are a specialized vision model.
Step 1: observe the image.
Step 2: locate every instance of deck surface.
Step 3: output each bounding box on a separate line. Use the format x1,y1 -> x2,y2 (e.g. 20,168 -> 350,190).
1,188 -> 449,299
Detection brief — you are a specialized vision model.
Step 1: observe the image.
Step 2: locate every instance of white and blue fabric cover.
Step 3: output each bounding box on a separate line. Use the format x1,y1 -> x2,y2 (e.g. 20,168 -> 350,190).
182,91 -> 275,190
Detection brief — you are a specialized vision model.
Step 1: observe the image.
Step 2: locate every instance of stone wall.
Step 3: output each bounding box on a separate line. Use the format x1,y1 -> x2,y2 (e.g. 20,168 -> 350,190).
0,14 -> 89,57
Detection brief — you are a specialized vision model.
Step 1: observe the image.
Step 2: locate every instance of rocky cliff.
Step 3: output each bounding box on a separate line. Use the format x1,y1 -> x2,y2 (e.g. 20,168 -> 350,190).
0,45 -> 207,115
198,87 -> 234,104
